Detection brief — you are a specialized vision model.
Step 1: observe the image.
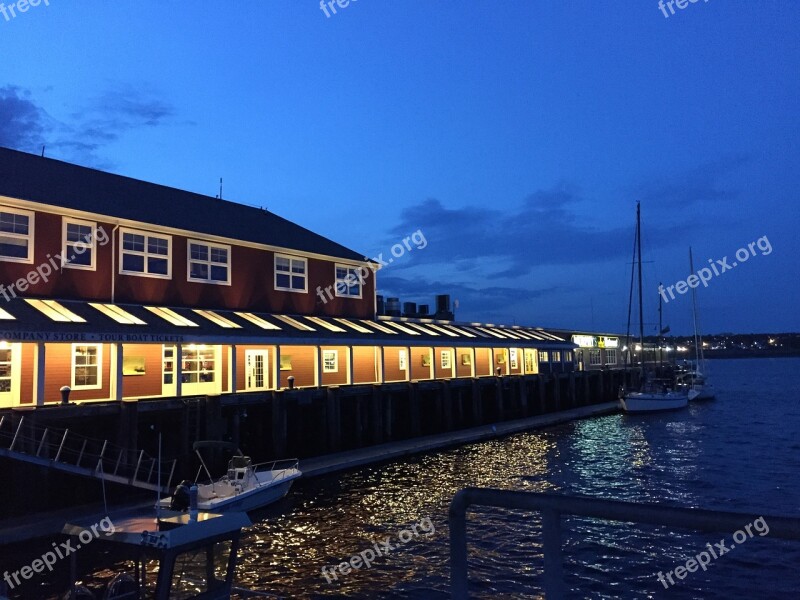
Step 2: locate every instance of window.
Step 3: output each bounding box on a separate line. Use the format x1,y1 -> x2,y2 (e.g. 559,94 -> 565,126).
566,351 -> 573,362
606,349 -> 617,365
163,346 -> 175,385
322,350 -> 338,373
552,351 -> 561,363
275,255 -> 307,292
182,346 -> 216,383
509,348 -> 519,370
0,208 -> 33,263
441,350 -> 452,370
398,349 -> 408,371
62,219 -> 96,270
524,350 -> 536,373
0,347 -> 11,393
72,344 -> 102,390
335,264 -> 362,298
120,229 -> 171,278
589,349 -> 602,366
538,351 -> 549,363
188,241 -> 230,285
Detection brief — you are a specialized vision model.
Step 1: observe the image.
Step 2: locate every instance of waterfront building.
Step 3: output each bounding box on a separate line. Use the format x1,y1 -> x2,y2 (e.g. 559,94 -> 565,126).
0,147 -> 575,408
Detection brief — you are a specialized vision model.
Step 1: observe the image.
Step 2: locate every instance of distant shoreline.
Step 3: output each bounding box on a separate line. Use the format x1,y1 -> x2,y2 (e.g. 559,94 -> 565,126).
706,351 -> 800,359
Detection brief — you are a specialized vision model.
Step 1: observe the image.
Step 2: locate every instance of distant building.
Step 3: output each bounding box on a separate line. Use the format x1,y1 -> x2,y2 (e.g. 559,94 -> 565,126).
0,148 -> 575,408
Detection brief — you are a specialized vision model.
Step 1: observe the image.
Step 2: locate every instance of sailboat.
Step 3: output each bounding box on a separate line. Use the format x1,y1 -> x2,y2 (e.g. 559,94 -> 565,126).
677,247 -> 716,401
620,203 -> 689,413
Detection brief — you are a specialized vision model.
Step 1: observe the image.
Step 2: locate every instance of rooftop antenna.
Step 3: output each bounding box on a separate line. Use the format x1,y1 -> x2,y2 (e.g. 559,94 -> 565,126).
41,145 -> 45,157
219,177 -> 223,200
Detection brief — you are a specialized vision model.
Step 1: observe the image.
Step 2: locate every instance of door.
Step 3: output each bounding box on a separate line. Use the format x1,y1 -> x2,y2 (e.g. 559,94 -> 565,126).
245,350 -> 269,391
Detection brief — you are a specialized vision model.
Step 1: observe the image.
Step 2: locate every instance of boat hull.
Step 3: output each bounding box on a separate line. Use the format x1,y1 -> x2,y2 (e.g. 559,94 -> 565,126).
200,477 -> 297,512
621,392 -> 688,413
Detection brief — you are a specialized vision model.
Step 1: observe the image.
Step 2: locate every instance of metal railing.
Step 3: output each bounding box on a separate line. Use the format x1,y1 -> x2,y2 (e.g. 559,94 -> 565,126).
0,415 -> 177,493
449,487 -> 800,598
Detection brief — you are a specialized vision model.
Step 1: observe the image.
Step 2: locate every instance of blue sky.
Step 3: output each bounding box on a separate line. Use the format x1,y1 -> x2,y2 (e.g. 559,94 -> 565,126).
1,1 -> 797,334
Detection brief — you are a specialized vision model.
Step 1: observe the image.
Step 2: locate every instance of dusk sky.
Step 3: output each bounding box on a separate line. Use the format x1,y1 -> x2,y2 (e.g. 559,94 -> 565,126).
1,1 -> 797,335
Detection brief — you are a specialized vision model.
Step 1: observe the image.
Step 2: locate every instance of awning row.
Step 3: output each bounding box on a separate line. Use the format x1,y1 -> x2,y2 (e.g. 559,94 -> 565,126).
0,298 -> 572,348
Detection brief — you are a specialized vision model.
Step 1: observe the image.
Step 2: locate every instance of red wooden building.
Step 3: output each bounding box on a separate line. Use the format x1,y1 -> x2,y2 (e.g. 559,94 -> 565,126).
0,148 -> 575,408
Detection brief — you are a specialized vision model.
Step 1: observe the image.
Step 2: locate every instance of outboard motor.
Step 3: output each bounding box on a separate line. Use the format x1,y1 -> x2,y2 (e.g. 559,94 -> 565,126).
169,480 -> 193,511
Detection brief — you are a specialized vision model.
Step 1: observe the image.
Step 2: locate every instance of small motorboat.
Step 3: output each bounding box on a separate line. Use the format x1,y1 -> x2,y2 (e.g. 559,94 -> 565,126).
160,441 -> 301,513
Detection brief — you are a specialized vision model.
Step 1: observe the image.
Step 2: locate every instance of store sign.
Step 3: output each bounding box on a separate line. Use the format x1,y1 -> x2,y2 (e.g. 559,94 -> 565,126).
573,335 -> 596,348
0,331 -> 186,343
600,336 -> 619,349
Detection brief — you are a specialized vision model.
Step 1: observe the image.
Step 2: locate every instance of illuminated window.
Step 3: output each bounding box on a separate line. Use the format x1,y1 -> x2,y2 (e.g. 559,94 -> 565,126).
306,316 -> 346,332
589,350 -> 602,366
509,348 -> 519,370
89,303 -> 147,325
182,346 -> 216,383
26,299 -> 86,323
427,324 -> 459,337
163,345 -> 175,385
398,349 -> 408,371
335,265 -> 362,298
273,314 -> 315,331
193,310 -> 242,329
120,229 -> 171,278
363,320 -> 397,335
144,306 -> 199,327
322,350 -> 338,373
235,312 -> 282,330
334,318 -> 374,334
552,351 -> 561,363
188,240 -> 230,285
524,349 -> 536,373
405,322 -> 439,336
383,321 -> 421,335
538,350 -> 549,363
0,207 -> 33,263
63,218 -> 97,270
441,350 -> 452,370
72,344 -> 101,389
605,349 -> 617,365
0,307 -> 15,320
0,347 -> 12,393
275,255 -> 307,292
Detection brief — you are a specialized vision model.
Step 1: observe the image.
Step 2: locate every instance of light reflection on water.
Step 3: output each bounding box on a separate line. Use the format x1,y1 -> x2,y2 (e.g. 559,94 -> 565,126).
37,358 -> 800,599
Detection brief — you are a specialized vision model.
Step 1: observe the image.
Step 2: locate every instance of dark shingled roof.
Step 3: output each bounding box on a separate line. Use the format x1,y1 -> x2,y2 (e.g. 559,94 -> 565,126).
0,147 -> 366,262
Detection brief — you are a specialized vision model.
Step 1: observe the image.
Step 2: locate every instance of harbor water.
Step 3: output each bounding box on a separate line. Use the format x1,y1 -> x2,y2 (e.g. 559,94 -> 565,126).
11,357 -> 800,598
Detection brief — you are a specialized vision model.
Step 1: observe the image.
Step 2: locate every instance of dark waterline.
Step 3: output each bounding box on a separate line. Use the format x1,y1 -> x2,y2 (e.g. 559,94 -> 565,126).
6,358 -> 800,599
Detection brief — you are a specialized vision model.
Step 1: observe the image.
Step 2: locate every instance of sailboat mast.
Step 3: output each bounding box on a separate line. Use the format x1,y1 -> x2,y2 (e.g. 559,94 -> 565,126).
658,282 -> 663,372
636,202 -> 645,368
689,247 -> 705,367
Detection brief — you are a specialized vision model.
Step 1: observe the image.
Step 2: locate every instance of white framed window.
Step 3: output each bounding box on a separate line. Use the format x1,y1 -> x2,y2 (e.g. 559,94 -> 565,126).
509,348 -> 519,370
62,218 -> 97,270
0,207 -> 34,264
72,344 -> 102,390
589,349 -> 602,366
322,350 -> 338,373
163,345 -> 175,385
335,264 -> 362,298
538,350 -> 549,363
120,229 -> 171,278
398,349 -> 408,371
188,240 -> 230,285
182,345 -> 216,383
441,350 -> 452,370
605,349 -> 617,365
0,347 -> 12,393
552,351 -> 561,363
275,254 -> 307,292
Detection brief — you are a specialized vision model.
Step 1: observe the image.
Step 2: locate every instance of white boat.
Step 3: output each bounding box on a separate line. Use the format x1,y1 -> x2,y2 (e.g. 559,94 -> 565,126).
620,203 -> 689,414
621,380 -> 688,412
683,247 -> 716,401
160,441 -> 301,513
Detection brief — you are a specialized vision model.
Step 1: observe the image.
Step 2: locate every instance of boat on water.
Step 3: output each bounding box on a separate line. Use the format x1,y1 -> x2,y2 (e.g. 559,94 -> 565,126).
620,202 -> 688,414
160,441 -> 301,513
680,246 -> 716,402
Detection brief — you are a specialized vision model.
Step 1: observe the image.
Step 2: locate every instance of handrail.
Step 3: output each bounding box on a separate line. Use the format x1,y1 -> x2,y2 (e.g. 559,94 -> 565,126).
449,487 -> 800,598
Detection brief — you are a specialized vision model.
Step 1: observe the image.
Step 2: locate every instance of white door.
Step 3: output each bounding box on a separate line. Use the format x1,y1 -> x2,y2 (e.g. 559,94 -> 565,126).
245,350 -> 269,391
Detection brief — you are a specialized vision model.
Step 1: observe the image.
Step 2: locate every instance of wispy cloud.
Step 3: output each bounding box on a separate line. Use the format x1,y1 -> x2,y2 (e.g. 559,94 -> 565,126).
0,84 -> 182,167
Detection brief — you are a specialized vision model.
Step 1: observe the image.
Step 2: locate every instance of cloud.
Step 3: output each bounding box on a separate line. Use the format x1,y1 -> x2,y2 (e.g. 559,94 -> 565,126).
0,86 -> 51,153
0,84 -> 181,167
